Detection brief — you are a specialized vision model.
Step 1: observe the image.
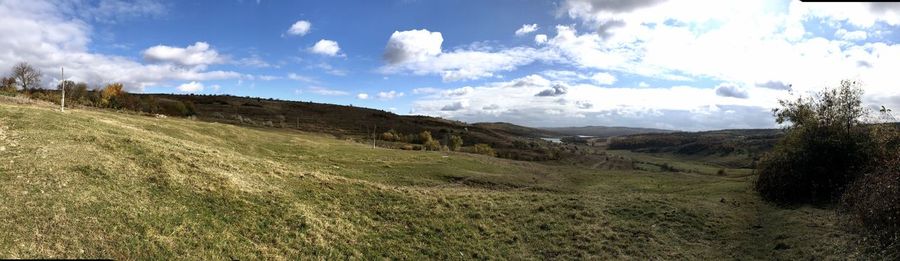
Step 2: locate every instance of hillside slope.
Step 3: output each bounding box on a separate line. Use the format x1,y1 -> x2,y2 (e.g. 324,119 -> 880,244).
0,101 -> 871,259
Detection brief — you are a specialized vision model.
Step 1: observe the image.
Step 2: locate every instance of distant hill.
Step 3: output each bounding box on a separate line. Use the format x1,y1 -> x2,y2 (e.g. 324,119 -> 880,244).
607,129 -> 783,168
472,122 -> 563,138
139,94 -> 565,161
542,126 -> 674,138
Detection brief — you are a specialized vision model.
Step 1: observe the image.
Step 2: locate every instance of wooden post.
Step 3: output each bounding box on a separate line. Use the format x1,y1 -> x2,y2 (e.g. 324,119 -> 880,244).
372,124 -> 377,149
60,67 -> 65,112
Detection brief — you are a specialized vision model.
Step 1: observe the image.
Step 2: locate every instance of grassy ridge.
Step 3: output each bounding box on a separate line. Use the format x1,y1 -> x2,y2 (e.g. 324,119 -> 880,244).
0,102 -> 868,259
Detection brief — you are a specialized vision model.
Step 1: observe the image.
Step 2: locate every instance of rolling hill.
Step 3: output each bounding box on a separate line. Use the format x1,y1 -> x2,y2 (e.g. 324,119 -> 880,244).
0,97 -> 875,259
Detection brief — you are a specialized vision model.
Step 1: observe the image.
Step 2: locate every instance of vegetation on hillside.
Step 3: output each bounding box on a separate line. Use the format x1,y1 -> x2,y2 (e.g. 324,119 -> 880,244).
754,80 -> 899,250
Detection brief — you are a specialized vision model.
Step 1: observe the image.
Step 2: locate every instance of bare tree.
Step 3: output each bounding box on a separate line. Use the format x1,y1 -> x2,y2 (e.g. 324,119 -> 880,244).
11,62 -> 41,91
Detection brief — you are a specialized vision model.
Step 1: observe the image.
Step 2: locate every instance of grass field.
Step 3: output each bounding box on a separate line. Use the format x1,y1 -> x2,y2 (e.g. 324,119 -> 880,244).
0,101 -> 874,259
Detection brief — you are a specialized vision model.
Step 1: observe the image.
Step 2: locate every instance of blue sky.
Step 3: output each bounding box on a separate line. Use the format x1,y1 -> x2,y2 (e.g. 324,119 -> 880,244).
2,0 -> 900,130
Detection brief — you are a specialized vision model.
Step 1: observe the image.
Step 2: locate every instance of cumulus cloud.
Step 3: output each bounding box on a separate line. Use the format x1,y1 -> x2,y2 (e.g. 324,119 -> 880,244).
377,90 -> 404,100
535,83 -> 569,97
515,24 -> 539,36
0,0 -> 241,91
591,72 -> 616,85
534,34 -> 548,44
357,93 -> 369,99
176,81 -> 204,92
381,29 -> 558,82
309,39 -> 341,56
441,101 -> 467,111
383,29 -> 444,64
714,83 -> 748,99
756,80 -> 792,91
442,86 -> 473,97
286,20 -> 311,36
143,42 -> 222,67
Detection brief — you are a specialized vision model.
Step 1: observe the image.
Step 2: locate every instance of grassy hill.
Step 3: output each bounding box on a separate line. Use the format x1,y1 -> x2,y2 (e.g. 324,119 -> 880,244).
0,100 -> 875,259
144,94 -> 565,161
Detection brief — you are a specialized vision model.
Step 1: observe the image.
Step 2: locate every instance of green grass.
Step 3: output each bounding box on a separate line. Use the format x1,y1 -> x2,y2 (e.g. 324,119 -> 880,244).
0,102 -> 873,259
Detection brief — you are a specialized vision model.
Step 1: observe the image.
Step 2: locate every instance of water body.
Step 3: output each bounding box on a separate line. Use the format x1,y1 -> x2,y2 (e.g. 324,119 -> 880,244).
541,137 -> 562,143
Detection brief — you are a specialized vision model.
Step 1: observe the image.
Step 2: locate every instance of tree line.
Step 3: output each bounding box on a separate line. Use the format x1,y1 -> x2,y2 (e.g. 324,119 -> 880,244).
0,62 -> 197,116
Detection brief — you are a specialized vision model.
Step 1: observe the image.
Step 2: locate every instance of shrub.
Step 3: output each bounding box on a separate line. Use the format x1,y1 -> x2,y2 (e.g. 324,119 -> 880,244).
473,143 -> 496,157
419,130 -> 433,144
449,135 -> 463,151
424,140 -> 441,151
842,122 -> 900,247
381,131 -> 396,141
842,156 -> 900,247
100,83 -> 125,109
755,80 -> 879,204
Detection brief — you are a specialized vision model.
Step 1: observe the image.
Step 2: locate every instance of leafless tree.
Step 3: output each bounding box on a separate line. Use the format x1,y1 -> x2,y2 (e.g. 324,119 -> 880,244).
11,62 -> 41,91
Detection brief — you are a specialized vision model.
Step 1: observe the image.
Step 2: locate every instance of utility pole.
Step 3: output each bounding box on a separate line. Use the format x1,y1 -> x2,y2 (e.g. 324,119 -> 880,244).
60,67 -> 65,112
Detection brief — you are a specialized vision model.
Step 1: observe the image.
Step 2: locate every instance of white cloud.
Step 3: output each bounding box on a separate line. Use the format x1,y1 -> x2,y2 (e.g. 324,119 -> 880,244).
143,42 -> 222,67
411,74 -> 785,130
590,72 -> 617,85
714,83 -> 748,99
383,29 -> 444,64
176,81 -> 204,92
412,87 -> 441,95
534,34 -> 548,44
381,29 -> 559,82
286,20 -> 311,36
309,39 -> 341,56
357,93 -> 369,99
377,90 -> 405,100
0,0 -> 241,91
287,73 -> 317,83
515,24 -> 539,36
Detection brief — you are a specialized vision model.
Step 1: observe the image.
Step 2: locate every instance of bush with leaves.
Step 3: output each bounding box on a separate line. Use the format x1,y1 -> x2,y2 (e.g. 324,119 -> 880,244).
424,140 -> 441,151
449,135 -> 463,151
755,80 -> 881,204
473,143 -> 497,157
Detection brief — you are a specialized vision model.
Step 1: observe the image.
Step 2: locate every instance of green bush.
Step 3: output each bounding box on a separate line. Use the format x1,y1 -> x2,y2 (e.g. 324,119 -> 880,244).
449,135 -> 463,151
424,140 -> 441,151
755,80 -> 878,204
473,143 -> 496,157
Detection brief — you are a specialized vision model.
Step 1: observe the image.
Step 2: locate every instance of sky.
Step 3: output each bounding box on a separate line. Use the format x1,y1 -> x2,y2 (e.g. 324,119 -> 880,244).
1,0 -> 900,131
